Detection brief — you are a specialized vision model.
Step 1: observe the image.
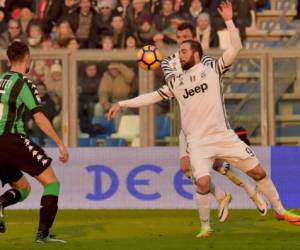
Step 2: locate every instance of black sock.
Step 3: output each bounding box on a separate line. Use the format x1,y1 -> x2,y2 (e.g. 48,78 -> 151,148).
38,195 -> 58,237
0,189 -> 21,207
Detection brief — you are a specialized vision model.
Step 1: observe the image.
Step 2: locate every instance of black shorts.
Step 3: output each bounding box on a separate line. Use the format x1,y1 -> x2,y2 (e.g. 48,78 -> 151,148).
0,134 -> 52,187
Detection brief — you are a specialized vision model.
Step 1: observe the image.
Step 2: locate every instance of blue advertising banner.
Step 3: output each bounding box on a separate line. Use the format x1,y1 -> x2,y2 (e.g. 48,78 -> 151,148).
4,147 -> 271,209
271,146 -> 300,208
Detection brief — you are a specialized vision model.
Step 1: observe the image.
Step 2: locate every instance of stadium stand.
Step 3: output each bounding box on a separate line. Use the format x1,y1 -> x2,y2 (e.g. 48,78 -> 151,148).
0,0 -> 299,146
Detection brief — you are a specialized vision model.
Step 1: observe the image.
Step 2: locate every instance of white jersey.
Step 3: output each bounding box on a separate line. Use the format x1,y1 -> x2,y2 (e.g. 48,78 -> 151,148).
161,52 -> 182,81
119,20 -> 242,148
157,55 -> 233,146
160,50 -> 227,82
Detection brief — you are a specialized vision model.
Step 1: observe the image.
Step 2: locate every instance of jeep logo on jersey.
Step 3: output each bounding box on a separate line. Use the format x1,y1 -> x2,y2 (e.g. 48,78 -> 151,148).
183,83 -> 208,99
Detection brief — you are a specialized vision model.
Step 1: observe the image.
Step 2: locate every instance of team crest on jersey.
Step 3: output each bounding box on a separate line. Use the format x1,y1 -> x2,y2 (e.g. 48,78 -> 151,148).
178,74 -> 184,85
200,70 -> 206,79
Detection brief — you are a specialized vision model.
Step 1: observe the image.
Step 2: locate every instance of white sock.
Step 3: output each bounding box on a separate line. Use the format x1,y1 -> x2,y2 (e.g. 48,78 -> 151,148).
240,182 -> 256,199
256,177 -> 285,214
195,192 -> 211,230
210,182 -> 226,203
225,170 -> 257,200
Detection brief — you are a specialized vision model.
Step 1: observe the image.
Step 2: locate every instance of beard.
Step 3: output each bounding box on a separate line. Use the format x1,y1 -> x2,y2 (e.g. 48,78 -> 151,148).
181,56 -> 195,71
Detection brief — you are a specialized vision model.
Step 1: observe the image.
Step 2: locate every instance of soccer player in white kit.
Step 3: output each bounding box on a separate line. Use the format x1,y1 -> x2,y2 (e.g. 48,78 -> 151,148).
108,1 -> 300,238
161,21 -> 268,219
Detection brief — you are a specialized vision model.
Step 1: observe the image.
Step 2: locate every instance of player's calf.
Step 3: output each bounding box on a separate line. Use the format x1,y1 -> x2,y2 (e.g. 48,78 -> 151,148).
0,183 -> 30,233
36,181 -> 61,242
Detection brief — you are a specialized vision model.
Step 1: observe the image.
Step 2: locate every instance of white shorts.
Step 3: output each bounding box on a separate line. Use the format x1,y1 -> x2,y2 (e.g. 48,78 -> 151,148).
188,135 -> 259,181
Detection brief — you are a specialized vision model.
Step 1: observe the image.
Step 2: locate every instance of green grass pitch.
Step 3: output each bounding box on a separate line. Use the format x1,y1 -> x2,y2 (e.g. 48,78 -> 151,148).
0,209 -> 299,250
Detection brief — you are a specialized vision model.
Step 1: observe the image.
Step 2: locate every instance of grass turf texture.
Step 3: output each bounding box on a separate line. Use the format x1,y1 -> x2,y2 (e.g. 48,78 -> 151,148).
0,209 -> 299,250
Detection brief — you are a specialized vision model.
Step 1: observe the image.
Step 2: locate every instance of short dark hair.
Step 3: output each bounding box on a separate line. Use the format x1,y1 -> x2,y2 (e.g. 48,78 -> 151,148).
7,41 -> 30,63
35,80 -> 47,89
181,40 -> 203,59
177,22 -> 196,38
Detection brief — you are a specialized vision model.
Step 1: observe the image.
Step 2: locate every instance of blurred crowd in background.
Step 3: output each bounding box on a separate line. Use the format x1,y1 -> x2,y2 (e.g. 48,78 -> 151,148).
0,0 -> 299,145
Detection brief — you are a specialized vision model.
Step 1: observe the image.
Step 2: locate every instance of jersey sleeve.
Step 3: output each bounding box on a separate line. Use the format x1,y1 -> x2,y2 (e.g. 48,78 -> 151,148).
157,81 -> 175,100
201,55 -> 232,76
216,56 -> 232,75
160,52 -> 177,81
19,78 -> 42,114
216,20 -> 242,75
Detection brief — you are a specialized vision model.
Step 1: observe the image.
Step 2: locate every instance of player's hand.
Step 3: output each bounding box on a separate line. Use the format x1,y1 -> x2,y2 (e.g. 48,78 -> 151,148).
218,0 -> 233,21
58,144 -> 68,163
107,103 -> 121,121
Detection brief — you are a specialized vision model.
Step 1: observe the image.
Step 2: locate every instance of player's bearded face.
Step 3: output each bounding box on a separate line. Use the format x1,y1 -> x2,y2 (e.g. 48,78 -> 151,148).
180,52 -> 196,70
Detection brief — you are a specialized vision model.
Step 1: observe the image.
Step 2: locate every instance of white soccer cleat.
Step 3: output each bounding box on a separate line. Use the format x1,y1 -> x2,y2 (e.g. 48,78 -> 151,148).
251,191 -> 268,216
218,192 -> 232,223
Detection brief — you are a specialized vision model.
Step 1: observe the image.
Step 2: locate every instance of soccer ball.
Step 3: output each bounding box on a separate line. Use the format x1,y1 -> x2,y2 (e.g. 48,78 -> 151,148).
137,45 -> 162,70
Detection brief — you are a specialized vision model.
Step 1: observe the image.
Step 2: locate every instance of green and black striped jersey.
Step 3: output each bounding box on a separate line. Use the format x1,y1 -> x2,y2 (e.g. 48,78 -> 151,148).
0,71 -> 41,136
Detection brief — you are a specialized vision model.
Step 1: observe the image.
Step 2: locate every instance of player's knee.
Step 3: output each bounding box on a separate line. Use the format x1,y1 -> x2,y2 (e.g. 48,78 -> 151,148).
42,180 -> 60,197
212,159 -> 223,171
17,186 -> 31,202
247,165 -> 266,181
196,176 -> 211,193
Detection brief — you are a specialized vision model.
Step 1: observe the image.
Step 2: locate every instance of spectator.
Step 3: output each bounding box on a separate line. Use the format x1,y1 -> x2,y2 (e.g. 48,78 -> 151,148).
205,0 -> 226,31
125,34 -> 137,50
97,0 -> 117,9
78,62 -> 101,133
67,0 -> 99,48
181,0 -> 207,26
153,0 -> 176,32
27,22 -> 43,48
125,0 -> 150,34
196,12 -> 218,49
111,15 -> 128,48
0,19 -> 26,49
115,0 -> 131,18
45,60 -> 63,97
173,0 -> 187,12
100,35 -> 114,50
163,15 -> 183,44
61,0 -> 80,19
26,81 -> 59,145
54,20 -> 75,48
96,0 -> 115,35
0,7 -> 7,34
135,14 -> 157,46
5,0 -> 34,13
95,63 -> 135,120
19,7 -> 34,35
41,34 -> 53,49
67,37 -> 80,49
153,33 -> 166,49
35,0 -> 61,34
232,0 -> 253,42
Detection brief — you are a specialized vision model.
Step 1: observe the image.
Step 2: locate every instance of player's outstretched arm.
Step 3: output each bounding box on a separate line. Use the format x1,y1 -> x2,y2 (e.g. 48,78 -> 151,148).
217,1 -> 242,67
33,112 -> 68,163
107,91 -> 164,120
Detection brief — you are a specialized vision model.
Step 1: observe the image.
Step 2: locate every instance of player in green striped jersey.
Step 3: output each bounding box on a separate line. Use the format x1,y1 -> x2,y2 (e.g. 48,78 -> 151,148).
0,41 -> 69,243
